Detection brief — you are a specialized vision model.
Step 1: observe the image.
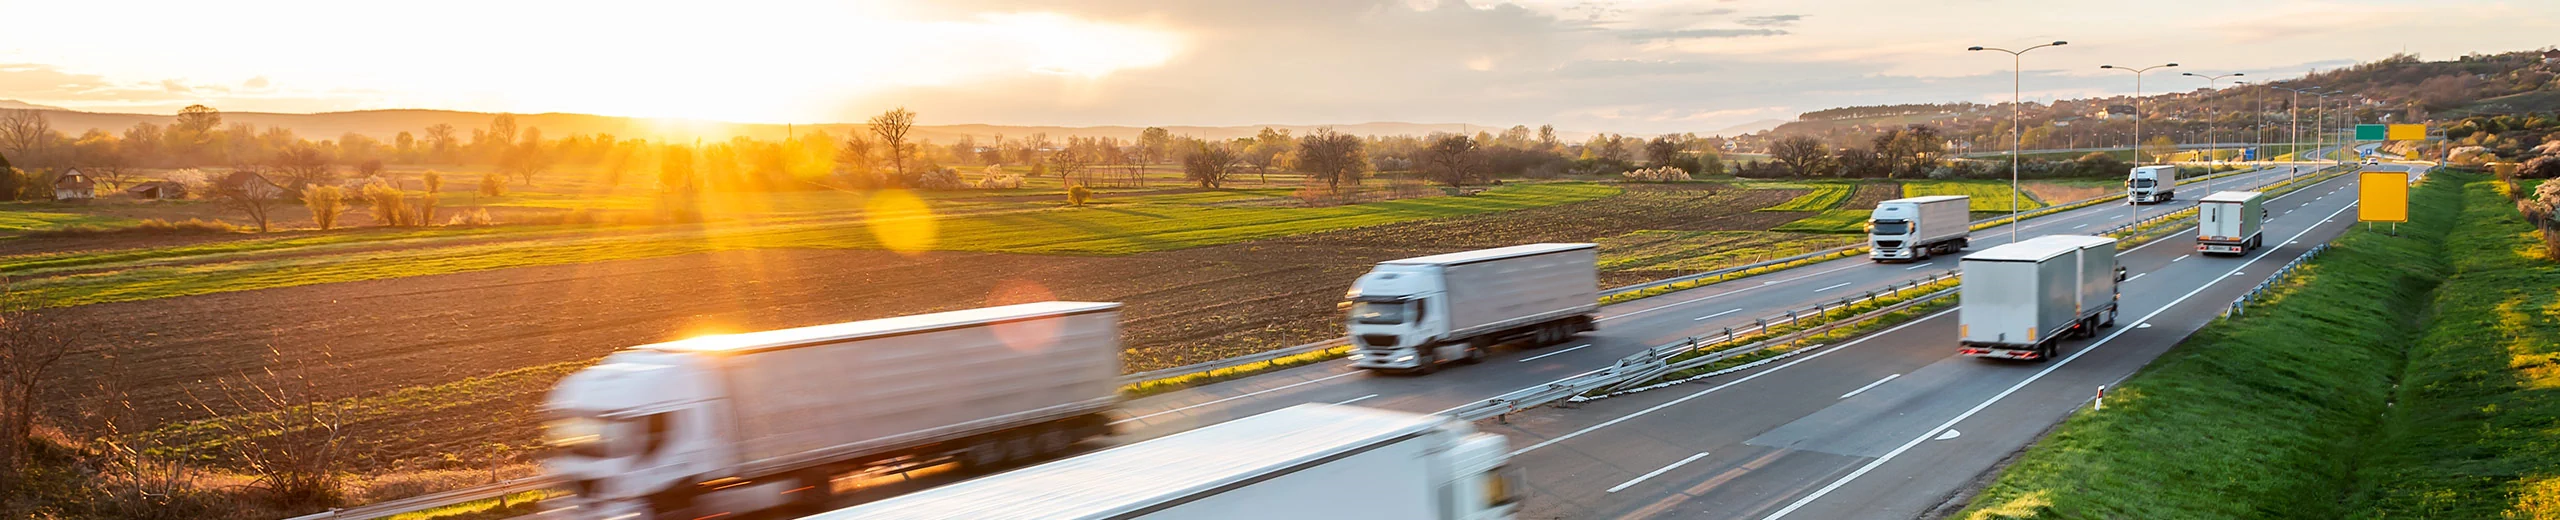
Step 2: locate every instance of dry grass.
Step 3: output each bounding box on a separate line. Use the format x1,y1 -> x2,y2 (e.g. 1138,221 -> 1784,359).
2020,182 -> 2115,205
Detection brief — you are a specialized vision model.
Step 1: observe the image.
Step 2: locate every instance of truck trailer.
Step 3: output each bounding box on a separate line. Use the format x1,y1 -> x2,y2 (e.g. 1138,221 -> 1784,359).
1868,195 -> 1971,262
540,301 -> 1125,519
1958,235 -> 2126,361
1345,243 -> 1600,373
2127,165 -> 2179,204
812,404 -> 1521,520
2196,190 -> 2267,255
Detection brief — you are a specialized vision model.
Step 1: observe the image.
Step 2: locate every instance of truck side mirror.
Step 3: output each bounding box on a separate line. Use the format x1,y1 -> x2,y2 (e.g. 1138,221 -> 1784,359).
2116,267 -> 2128,282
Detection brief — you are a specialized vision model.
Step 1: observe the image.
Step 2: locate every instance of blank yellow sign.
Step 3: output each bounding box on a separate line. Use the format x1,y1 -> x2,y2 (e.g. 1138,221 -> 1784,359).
2387,124 -> 2425,140
2359,172 -> 2408,222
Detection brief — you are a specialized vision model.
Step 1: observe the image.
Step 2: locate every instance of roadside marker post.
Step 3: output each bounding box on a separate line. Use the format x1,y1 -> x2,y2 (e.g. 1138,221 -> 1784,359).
2096,385 -> 2106,411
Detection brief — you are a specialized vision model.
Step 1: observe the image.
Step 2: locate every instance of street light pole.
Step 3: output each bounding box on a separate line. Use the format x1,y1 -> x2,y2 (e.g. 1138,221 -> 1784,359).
1971,40 -> 2068,244
2099,63 -> 2177,165
2182,71 -> 2243,193
2272,86 -> 2310,181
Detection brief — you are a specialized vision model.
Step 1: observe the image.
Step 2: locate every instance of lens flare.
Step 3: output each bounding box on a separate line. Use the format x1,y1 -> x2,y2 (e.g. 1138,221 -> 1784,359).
863,189 -> 938,254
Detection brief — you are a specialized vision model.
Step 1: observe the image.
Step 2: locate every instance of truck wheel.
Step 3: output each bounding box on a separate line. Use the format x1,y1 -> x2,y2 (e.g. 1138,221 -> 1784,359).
1003,434 -> 1038,463
1411,348 -> 1439,375
965,438 -> 1006,470
1035,427 -> 1075,456
1458,344 -> 1485,365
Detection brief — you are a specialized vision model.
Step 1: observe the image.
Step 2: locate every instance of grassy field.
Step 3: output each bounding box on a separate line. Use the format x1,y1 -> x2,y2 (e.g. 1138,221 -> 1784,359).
1595,230 -> 1859,271
0,209 -> 133,231
1904,180 -> 2045,211
1760,184 -> 1853,211
11,183 -> 1616,309
1955,170 -> 2539,520
1770,209 -> 1870,233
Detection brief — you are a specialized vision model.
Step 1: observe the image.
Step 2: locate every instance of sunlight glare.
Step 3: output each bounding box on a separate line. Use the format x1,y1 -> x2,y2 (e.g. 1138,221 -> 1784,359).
863,190 -> 939,254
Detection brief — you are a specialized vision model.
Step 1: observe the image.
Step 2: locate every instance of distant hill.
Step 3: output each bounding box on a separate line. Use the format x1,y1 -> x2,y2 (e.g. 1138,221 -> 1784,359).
0,99 -> 69,111
18,106 -> 1560,144
1706,118 -> 1788,137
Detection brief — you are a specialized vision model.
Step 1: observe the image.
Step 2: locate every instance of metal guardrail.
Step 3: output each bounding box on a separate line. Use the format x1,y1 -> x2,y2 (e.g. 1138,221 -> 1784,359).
282,475 -> 560,520
1447,270 -> 1958,421
2227,243 -> 2328,318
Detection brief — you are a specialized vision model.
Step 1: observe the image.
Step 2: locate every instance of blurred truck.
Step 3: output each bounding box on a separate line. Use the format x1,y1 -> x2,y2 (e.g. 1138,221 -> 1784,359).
1958,235 -> 2126,361
2196,191 -> 2267,255
1868,195 -> 1971,262
2127,165 -> 2179,204
539,301 -> 1124,520
1345,243 -> 1599,373
813,403 -> 1521,520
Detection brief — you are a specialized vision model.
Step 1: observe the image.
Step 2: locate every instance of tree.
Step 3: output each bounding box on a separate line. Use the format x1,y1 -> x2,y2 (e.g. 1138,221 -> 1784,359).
72,130 -> 136,189
486,114 -> 518,151
1644,135 -> 1683,167
478,173 -> 505,198
2140,135 -> 2176,163
1243,128 -> 1293,184
1182,142 -> 1236,188
214,169 -> 287,232
659,146 -> 700,221
1538,124 -> 1559,151
419,171 -> 444,224
1296,128 -> 1368,191
360,181 -> 412,227
1050,148 -> 1091,185
0,279 -> 69,495
1139,127 -> 1174,164
270,146 -> 335,190
869,107 -> 917,186
0,109 -> 53,164
835,134 -> 875,187
498,140 -> 552,186
423,124 -> 459,164
0,151 -> 15,201
1769,136 -> 1833,177
303,185 -> 348,230
1421,134 -> 1484,188
356,159 -> 385,179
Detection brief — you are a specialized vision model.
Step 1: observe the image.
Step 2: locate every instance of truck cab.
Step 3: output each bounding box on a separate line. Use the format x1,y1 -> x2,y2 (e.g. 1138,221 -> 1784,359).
544,350 -> 750,519
1345,266 -> 1463,372
2127,165 -> 2177,204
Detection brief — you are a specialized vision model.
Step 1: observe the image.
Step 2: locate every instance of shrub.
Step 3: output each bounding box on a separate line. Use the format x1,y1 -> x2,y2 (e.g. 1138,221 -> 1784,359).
301,185 -> 348,230
478,173 -> 505,197
26,218 -> 244,238
2520,155 -> 2560,179
914,168 -> 964,190
360,182 -> 414,227
449,208 -> 494,226
1622,166 -> 1693,182
1067,185 -> 1093,206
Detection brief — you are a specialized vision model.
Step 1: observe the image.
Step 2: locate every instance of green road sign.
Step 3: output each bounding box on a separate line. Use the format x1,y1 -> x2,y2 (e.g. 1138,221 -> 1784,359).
2356,124 -> 2388,140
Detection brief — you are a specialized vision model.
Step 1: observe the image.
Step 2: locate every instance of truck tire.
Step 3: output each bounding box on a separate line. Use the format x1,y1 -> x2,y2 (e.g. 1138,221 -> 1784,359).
1035,427 -> 1075,456
1003,433 -> 1038,463
965,438 -> 1006,470
1458,344 -> 1485,365
1411,347 -> 1439,375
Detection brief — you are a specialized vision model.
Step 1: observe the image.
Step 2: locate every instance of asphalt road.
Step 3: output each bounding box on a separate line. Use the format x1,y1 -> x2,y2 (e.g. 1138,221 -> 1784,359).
1479,161 -> 2414,520
1101,157 -> 2349,444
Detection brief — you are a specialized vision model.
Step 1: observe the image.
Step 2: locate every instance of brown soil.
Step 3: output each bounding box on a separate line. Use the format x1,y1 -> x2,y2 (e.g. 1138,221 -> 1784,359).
46,181 -> 1833,471
1844,181 -> 1903,209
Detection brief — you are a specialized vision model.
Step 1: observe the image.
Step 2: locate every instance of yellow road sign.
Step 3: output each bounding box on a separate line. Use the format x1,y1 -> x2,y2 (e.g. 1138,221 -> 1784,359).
2387,124 -> 2426,140
2359,172 -> 2408,223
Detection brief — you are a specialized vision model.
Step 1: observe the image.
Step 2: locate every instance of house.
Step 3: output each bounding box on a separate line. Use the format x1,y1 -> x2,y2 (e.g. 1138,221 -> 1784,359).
2094,104 -> 2137,119
127,180 -> 187,200
216,170 -> 287,199
51,168 -> 95,201
2544,49 -> 2560,64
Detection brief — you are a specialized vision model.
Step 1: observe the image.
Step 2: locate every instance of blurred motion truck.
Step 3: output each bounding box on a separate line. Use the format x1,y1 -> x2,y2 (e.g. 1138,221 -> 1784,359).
540,301 -> 1124,520
1868,195 -> 1971,261
1346,243 -> 1599,373
2196,191 -> 2266,255
1958,235 -> 2125,361
2127,165 -> 2179,204
813,403 -> 1521,520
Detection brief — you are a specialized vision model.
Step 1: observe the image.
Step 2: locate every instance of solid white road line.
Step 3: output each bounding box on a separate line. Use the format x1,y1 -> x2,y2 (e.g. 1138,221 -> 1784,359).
1610,452 -> 1711,493
1604,262 -> 1868,322
2125,272 -> 2148,282
1113,371 -> 1362,425
1512,308 -> 1959,456
1694,308 -> 1745,321
2071,223 -> 2089,229
1838,374 -> 1901,399
1760,194 -> 2363,520
1333,394 -> 1379,405
1903,262 -> 1935,270
1814,282 -> 1852,293
2173,254 -> 2190,262
1518,344 -> 1593,363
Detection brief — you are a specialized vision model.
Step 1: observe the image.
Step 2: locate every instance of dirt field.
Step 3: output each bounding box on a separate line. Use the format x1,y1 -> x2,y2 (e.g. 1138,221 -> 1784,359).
49,182 -> 1840,472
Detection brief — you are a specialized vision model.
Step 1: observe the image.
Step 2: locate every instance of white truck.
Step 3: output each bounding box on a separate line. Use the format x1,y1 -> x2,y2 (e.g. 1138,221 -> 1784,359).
813,403 -> 1521,520
2127,165 -> 2179,204
539,301 -> 1124,520
2196,191 -> 2267,256
1345,243 -> 1599,373
1958,235 -> 2126,361
1868,195 -> 1972,262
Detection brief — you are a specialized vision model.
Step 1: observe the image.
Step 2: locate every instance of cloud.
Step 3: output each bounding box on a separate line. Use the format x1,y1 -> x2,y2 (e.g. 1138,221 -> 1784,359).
1621,28 -> 1788,42
1738,14 -> 1805,27
1552,59 -> 1717,78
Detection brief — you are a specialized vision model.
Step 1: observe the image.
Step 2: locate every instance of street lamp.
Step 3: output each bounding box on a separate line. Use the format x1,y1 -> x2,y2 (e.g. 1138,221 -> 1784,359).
2182,71 -> 2242,192
2099,63 -> 2176,165
1970,40 -> 2067,243
2271,85 -> 2314,181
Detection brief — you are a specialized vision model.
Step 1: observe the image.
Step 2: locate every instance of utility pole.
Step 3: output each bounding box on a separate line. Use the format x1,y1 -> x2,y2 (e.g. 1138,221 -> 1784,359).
2183,71 -> 2244,192
1971,40 -> 2069,244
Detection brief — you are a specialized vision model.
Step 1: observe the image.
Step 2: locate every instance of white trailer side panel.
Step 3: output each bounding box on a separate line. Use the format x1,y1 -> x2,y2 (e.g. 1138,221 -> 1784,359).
2036,253 -> 2079,338
1959,260 -> 2043,345
711,305 -> 1122,474
1913,196 -> 1971,245
2074,240 -> 2115,316
1441,247 -> 1599,336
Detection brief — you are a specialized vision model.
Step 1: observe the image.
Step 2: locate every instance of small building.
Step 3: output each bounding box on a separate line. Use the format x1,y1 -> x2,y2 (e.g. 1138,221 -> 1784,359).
51,168 -> 95,201
2093,104 -> 2137,119
2543,49 -> 2560,65
127,180 -> 188,200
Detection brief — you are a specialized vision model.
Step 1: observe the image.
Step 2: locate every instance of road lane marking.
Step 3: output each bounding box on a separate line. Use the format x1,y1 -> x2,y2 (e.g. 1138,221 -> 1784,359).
1602,262 -> 1865,322
1694,308 -> 1744,321
1935,430 -> 1961,441
1333,394 -> 1378,405
1814,282 -> 1852,292
1512,308 -> 1958,456
1760,198 -> 2363,520
1903,262 -> 1935,270
1113,371 -> 1363,425
2173,254 -> 2189,262
2125,272 -> 2148,282
1839,374 -> 1901,399
1518,344 -> 1592,363
2071,223 -> 2089,229
1609,452 -> 1710,493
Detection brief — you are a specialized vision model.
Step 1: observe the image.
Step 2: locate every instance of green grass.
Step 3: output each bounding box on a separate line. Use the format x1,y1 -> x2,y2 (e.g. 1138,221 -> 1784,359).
1904,180 -> 2046,211
1597,231 -> 1860,272
1771,209 -> 1871,233
380,491 -> 552,520
1954,170 -> 2468,520
1760,184 -> 1854,212
0,209 -> 133,232
14,183 -> 1618,309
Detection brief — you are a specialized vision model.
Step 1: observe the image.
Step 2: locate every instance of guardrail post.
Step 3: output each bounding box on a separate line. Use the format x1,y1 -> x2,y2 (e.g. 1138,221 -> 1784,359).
1785,311 -> 1796,326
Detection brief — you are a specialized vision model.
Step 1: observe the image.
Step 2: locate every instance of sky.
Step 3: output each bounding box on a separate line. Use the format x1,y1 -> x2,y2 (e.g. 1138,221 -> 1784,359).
1,0 -> 2554,135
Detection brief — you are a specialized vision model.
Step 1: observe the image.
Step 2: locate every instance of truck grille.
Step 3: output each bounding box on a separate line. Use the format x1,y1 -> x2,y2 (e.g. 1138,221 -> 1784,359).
1358,334 -> 1399,347
1876,241 -> 1904,249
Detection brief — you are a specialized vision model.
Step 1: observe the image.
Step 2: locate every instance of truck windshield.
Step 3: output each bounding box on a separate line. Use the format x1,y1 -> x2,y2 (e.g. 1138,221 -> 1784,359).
2130,178 -> 2156,188
1349,301 -> 1408,325
1871,220 -> 1911,235
544,415 -> 610,458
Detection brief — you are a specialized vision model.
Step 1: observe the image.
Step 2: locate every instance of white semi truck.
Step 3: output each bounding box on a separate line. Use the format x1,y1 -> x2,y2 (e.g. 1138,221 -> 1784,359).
813,404 -> 1520,520
1345,243 -> 1599,373
1868,195 -> 1971,262
2196,191 -> 2267,256
2127,165 -> 2179,204
1958,235 -> 2127,361
539,302 -> 1125,520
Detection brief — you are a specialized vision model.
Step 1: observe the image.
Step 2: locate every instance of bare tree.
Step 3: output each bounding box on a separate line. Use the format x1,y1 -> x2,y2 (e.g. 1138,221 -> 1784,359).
1183,142 -> 1236,188
0,278 -> 70,495
835,134 -> 875,187
0,109 -> 53,165
1050,148 -> 1091,186
869,107 -> 917,185
188,344 -> 354,508
422,124 -> 459,164
1295,128 -> 1368,191
1644,135 -> 1683,167
214,168 -> 288,232
270,146 -> 335,190
1421,134 -> 1484,188
1769,136 -> 1833,177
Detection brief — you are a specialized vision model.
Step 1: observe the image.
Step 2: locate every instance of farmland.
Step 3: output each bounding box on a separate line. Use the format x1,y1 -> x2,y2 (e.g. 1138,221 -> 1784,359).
1770,181 -> 1900,233
1758,184 -> 1852,211
1904,180 -> 2045,211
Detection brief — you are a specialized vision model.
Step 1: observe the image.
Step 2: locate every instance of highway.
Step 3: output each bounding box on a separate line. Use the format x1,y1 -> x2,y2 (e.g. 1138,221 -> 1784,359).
1479,162 -> 2414,519
1102,157 -> 2348,445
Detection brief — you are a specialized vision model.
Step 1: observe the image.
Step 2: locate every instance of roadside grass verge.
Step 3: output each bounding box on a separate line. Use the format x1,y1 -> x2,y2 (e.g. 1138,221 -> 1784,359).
1954,170 -> 2465,520
380,490 -> 552,520
1906,180 -> 2047,211
1596,247 -> 1869,306
1760,184 -> 1854,211
14,183 -> 1616,309
1119,345 -> 1354,399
